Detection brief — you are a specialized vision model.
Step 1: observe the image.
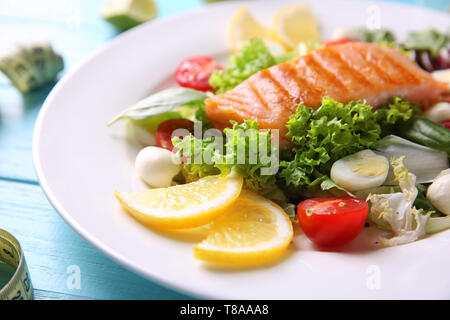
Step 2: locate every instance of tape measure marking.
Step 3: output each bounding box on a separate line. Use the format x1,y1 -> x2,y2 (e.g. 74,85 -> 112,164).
0,230 -> 33,300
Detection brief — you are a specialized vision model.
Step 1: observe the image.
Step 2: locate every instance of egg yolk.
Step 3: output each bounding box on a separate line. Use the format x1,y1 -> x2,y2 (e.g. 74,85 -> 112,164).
348,155 -> 388,177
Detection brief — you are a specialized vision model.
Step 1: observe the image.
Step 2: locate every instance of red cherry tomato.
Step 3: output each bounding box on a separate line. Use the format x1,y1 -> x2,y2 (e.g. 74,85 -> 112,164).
441,93 -> 450,103
175,56 -> 222,92
155,119 -> 194,151
297,197 -> 368,248
441,119 -> 450,130
324,38 -> 356,46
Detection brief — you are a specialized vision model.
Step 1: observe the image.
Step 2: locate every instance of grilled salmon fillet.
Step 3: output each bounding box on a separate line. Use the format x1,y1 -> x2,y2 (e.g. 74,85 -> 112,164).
205,42 -> 447,139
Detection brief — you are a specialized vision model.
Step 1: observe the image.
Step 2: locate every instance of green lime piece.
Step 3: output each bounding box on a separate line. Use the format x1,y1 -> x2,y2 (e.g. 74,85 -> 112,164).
100,0 -> 157,30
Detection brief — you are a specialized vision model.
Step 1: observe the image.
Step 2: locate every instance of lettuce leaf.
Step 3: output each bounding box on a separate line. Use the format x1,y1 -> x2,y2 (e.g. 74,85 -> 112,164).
279,97 -> 381,187
404,29 -> 449,57
274,40 -> 323,64
367,157 -> 433,247
208,38 -> 326,94
349,28 -> 396,43
173,120 -> 278,191
108,87 -> 209,125
375,97 -> 417,136
209,38 -> 277,94
376,97 -> 416,125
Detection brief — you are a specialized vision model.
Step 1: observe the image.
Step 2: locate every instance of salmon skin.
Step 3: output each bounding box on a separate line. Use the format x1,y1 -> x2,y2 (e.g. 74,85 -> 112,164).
205,42 -> 447,139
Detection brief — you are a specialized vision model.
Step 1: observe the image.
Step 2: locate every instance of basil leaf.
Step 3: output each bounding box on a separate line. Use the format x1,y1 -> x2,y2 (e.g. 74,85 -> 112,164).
108,87 -> 209,125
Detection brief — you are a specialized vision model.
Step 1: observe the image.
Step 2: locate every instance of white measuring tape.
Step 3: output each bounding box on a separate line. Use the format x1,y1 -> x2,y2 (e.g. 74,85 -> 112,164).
0,229 -> 33,300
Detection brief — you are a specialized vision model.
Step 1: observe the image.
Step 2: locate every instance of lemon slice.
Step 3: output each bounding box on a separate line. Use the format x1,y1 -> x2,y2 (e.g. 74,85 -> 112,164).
271,4 -> 320,50
114,173 -> 243,229
100,0 -> 157,30
194,190 -> 293,266
227,6 -> 269,52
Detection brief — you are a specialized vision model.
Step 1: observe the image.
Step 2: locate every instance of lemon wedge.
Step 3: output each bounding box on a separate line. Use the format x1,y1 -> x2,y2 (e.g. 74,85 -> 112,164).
194,190 -> 293,266
115,173 -> 243,229
271,4 -> 320,50
100,0 -> 157,30
227,6 -> 270,52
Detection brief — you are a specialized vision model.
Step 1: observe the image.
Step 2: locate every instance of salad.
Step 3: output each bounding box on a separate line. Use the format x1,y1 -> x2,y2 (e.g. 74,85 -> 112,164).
109,4 -> 450,266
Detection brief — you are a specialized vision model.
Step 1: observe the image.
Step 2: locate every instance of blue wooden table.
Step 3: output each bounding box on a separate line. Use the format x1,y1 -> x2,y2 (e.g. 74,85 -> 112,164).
0,0 -> 447,300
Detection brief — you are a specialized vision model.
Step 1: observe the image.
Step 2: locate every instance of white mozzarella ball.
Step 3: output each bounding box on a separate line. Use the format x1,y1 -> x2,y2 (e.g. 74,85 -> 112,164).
135,146 -> 181,188
432,69 -> 450,92
330,150 -> 389,192
427,172 -> 450,215
424,102 -> 450,123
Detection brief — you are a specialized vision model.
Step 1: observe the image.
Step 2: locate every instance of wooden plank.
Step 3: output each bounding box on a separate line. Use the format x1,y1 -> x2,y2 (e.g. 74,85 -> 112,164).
0,179 -> 192,299
33,289 -> 92,300
0,20 -> 118,181
0,0 -> 207,182
0,0 -> 205,29
0,85 -> 47,182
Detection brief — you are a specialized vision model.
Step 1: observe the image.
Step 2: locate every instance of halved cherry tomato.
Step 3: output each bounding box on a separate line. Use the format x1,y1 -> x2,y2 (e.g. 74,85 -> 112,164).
297,197 -> 368,248
324,38 -> 356,46
155,119 -> 194,151
175,56 -> 222,92
441,93 -> 450,103
441,119 -> 450,130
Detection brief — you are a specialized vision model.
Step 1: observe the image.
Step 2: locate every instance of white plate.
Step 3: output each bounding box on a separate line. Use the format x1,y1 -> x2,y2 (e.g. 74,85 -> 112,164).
33,0 -> 450,299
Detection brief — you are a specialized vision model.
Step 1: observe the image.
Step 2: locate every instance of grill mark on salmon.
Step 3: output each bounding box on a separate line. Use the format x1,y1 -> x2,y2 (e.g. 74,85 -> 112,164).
247,80 -> 270,112
205,42 -> 447,142
293,59 -> 330,101
215,95 -> 243,106
318,47 -> 374,91
335,46 -> 387,88
376,48 -> 420,85
262,69 -> 293,104
252,70 -> 298,113
269,62 -> 323,106
303,54 -> 349,94
352,45 -> 397,85
293,56 -> 346,103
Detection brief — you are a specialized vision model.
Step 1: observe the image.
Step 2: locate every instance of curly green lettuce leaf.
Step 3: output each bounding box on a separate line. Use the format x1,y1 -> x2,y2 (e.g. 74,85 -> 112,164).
274,40 -> 323,64
376,97 -> 416,124
217,120 -> 278,191
173,120 -> 278,191
367,157 -> 433,247
279,97 -> 381,188
172,134 -> 220,182
209,38 -> 324,94
209,38 -> 277,94
375,97 -> 418,136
